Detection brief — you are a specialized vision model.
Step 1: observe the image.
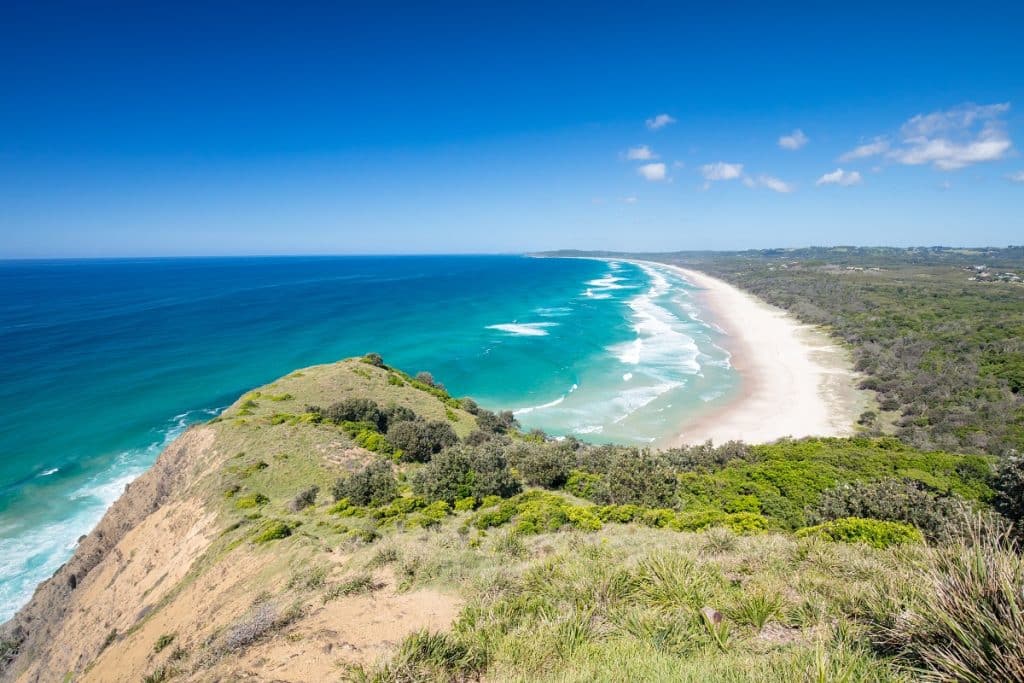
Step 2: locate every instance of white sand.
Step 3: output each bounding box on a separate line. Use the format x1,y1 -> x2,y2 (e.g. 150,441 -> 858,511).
636,261 -> 868,445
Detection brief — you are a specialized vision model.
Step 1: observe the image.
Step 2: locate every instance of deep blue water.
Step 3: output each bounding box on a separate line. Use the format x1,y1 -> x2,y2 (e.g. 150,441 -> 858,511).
0,255 -> 735,619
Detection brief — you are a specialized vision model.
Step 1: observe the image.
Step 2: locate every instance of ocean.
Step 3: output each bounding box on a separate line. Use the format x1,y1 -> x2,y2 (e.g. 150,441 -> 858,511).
0,255 -> 736,619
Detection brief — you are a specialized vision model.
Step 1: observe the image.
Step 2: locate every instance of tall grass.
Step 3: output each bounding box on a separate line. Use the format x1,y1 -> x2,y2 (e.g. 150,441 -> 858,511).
876,513 -> 1024,682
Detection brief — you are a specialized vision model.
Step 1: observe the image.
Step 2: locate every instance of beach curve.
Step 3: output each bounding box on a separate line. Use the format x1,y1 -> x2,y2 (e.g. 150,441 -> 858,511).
629,260 -> 870,445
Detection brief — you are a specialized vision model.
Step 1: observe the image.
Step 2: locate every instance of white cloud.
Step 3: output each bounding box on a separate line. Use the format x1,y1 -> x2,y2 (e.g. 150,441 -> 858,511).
700,162 -> 744,181
841,103 -> 1012,171
840,138 -> 890,161
637,162 -> 667,181
778,129 -> 808,150
625,145 -> 657,160
755,175 -> 794,193
900,102 -> 1009,138
623,196 -> 638,204
1008,171 -> 1024,183
816,168 -> 862,186
645,113 -> 676,130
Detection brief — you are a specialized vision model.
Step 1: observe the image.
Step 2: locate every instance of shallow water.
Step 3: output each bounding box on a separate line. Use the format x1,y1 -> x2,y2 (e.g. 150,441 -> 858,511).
0,255 -> 736,620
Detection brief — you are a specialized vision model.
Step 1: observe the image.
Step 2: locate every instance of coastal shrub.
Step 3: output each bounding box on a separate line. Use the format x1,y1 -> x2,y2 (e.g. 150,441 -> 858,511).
994,455 -> 1024,526
332,460 -> 397,506
412,445 -> 520,504
873,513 -> 1024,681
507,442 -> 572,488
565,470 -> 605,499
603,451 -> 678,507
454,497 -> 476,512
252,520 -> 292,544
361,352 -> 386,368
808,477 -> 963,541
354,429 -> 392,454
663,440 -> 756,471
234,493 -> 269,510
474,408 -> 518,434
408,501 -> 451,528
460,397 -> 480,415
323,398 -> 386,430
796,517 -> 922,549
387,419 -> 458,462
287,485 -> 319,512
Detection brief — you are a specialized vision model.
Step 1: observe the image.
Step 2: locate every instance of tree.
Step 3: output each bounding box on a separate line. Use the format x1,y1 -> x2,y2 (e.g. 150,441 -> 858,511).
387,419 -> 457,462
333,460 -> 397,506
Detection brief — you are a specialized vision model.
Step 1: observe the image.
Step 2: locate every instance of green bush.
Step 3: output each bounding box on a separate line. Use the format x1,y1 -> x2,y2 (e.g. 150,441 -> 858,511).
235,493 -> 269,509
808,477 -> 964,540
994,455 -> 1024,526
323,398 -> 386,430
153,633 -> 175,653
388,419 -> 458,462
507,443 -> 572,488
412,445 -> 520,504
354,429 -> 392,454
287,485 -> 319,512
454,497 -> 477,512
332,460 -> 398,507
252,521 -> 292,543
565,470 -> 604,499
796,517 -> 923,549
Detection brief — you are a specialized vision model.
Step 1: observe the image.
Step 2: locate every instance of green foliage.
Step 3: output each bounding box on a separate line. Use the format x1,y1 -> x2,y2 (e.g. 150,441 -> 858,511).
809,477 -> 965,540
454,497 -> 476,512
252,520 -> 292,543
323,573 -> 380,602
332,460 -> 398,507
565,469 -> 603,499
287,485 -> 319,512
412,445 -> 520,504
994,455 -> 1024,526
387,419 -> 458,462
507,442 -> 572,488
726,593 -> 784,629
153,633 -> 175,653
354,429 -> 392,454
234,492 -> 269,509
796,517 -> 923,549
670,437 -> 992,529
361,352 -> 386,368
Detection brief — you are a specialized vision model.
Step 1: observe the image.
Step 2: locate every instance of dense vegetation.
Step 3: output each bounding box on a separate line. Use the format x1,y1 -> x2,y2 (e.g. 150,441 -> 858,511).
547,246 -> 1024,457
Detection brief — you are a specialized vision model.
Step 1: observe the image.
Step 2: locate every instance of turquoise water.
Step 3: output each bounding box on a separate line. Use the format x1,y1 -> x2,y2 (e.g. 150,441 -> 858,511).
0,255 -> 736,619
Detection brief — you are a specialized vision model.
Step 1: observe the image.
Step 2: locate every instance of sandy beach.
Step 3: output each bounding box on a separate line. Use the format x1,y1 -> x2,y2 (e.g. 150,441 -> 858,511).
636,261 -> 869,445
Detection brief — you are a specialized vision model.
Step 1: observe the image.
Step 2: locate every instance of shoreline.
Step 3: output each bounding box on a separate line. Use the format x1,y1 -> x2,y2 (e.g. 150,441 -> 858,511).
627,259 -> 869,445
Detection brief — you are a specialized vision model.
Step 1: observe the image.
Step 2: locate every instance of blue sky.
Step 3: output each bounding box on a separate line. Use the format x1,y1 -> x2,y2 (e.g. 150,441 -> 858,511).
2,1 -> 1023,257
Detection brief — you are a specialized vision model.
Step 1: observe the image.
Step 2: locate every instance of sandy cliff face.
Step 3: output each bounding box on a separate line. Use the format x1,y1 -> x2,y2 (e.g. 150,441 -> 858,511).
0,360 -> 467,682
1,427 -> 217,682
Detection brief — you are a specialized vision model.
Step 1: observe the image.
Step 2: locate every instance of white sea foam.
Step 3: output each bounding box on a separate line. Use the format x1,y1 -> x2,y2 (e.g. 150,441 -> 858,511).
38,468 -> 59,477
534,306 -> 572,317
622,372 -> 633,382
514,383 -> 578,415
611,382 -> 682,423
607,264 -> 701,375
486,322 -> 557,337
574,425 -> 604,435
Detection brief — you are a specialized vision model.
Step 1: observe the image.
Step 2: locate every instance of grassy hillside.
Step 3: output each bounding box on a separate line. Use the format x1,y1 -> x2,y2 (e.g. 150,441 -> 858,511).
4,354 -> 1020,683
